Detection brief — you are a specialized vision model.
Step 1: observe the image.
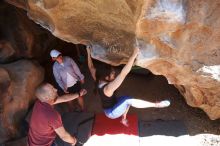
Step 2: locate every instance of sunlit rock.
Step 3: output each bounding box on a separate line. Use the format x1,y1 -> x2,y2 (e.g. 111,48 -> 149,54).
6,0 -> 220,120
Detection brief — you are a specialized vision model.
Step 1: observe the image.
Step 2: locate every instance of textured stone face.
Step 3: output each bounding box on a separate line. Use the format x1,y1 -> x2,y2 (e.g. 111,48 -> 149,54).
0,2 -> 58,63
25,0 -> 143,64
0,60 -> 44,142
135,0 -> 220,120
6,0 -> 220,120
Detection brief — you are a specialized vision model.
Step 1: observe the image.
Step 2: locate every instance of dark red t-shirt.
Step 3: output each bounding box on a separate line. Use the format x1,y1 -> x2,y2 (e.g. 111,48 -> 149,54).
28,100 -> 62,146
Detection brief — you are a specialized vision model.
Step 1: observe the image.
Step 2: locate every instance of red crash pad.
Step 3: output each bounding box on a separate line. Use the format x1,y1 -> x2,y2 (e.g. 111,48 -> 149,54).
92,113 -> 138,136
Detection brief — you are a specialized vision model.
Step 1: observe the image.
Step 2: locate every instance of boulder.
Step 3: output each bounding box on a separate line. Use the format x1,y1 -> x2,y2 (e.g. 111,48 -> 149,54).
0,1 -> 57,63
6,0 -> 220,120
0,60 -> 44,143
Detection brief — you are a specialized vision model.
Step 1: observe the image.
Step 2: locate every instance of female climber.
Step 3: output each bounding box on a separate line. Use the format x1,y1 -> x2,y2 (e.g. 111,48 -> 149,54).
86,45 -> 170,126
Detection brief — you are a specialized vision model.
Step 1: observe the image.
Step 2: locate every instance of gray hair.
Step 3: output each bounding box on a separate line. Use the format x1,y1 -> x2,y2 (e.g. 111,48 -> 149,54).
35,83 -> 52,102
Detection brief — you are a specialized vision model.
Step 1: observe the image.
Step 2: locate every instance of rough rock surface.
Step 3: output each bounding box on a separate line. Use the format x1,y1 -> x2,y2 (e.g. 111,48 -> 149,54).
0,60 -> 44,143
0,1 -> 58,63
6,0 -> 220,120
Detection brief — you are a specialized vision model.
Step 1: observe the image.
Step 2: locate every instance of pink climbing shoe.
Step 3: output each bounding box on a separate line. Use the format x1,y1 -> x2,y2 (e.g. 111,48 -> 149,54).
155,100 -> 171,108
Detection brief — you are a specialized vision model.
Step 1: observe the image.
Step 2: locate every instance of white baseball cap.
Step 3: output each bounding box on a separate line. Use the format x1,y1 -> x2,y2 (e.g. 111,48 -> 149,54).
50,49 -> 61,58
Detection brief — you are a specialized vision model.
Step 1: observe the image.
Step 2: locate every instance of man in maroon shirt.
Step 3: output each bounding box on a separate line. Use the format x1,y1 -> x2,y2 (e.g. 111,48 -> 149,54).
28,83 -> 87,146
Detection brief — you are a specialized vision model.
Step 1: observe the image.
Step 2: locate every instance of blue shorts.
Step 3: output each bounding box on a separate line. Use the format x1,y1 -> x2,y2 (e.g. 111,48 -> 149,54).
104,96 -> 132,119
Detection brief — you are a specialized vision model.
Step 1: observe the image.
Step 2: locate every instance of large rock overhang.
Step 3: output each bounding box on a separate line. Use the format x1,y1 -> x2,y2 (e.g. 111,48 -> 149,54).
5,0 -> 220,120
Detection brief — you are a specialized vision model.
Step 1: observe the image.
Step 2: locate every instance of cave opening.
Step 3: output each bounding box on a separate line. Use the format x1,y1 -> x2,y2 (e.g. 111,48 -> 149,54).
0,1 -> 220,145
